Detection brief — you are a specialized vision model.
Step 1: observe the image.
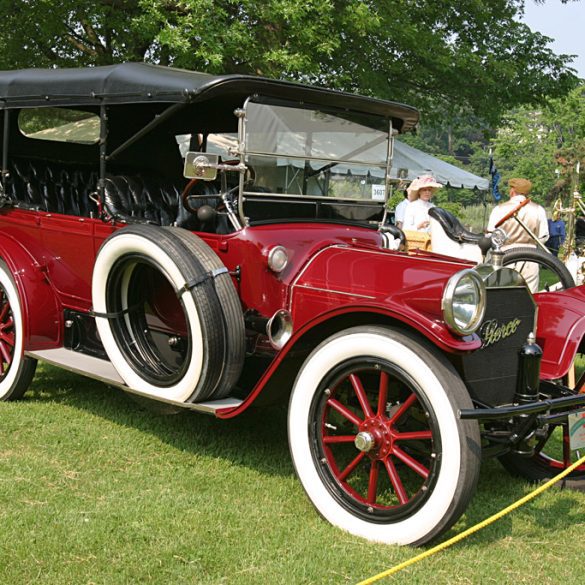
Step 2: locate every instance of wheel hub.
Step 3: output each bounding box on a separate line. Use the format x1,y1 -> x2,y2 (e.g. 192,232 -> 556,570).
354,431 -> 375,452
359,415 -> 394,459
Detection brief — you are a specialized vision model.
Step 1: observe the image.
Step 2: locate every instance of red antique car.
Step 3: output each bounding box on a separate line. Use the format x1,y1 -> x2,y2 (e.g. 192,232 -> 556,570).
0,63 -> 583,546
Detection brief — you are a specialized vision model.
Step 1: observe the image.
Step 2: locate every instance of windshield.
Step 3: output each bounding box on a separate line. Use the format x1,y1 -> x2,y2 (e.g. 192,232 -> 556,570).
243,102 -> 390,204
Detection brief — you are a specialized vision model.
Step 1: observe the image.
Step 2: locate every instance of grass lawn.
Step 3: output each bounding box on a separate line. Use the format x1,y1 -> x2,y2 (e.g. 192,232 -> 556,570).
1,363 -> 584,584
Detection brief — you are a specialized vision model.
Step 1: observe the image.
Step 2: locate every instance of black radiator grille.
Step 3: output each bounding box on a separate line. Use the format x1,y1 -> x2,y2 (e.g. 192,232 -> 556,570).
454,287 -> 536,406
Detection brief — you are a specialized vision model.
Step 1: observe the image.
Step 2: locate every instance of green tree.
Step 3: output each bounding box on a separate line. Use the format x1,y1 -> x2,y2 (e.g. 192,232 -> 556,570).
0,1 -> 579,126
398,112 -> 492,207
492,84 -> 585,206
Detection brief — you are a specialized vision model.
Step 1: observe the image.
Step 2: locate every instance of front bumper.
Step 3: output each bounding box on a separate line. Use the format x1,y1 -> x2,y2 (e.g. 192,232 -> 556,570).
459,381 -> 585,457
459,392 -> 585,423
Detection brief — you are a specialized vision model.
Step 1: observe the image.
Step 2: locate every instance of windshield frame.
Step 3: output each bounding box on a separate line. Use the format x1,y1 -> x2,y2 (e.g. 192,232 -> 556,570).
236,97 -> 394,226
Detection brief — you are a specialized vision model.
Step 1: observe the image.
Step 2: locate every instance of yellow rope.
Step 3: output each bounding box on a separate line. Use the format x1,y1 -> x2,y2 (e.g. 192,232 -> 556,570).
357,452 -> 585,585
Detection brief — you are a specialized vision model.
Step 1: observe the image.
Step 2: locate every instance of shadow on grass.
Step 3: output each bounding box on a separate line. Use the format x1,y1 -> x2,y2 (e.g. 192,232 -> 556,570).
26,363 -> 293,478
437,456 -> 585,547
24,363 -> 585,547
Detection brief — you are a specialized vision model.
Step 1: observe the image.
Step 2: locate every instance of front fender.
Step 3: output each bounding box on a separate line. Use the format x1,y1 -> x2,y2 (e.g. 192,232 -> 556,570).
217,247 -> 481,419
217,302 -> 476,419
0,233 -> 61,350
289,245 -> 479,353
535,285 -> 585,379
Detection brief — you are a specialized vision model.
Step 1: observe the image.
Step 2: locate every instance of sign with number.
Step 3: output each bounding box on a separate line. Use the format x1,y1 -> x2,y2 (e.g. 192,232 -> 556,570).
371,184 -> 386,201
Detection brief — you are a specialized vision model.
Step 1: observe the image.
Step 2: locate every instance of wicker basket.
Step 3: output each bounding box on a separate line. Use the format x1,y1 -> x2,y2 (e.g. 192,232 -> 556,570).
403,230 -> 431,252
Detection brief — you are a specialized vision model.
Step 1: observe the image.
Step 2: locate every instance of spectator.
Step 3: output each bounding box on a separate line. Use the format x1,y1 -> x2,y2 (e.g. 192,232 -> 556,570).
403,175 -> 443,232
487,177 -> 549,292
487,178 -> 549,246
546,210 -> 566,256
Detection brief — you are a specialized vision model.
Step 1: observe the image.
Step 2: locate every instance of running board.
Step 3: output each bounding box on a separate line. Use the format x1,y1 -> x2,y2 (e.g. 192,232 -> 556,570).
26,348 -> 243,415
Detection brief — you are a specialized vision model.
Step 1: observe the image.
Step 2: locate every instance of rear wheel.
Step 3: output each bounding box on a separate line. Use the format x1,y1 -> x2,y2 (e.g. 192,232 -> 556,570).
288,326 -> 481,546
0,260 -> 36,400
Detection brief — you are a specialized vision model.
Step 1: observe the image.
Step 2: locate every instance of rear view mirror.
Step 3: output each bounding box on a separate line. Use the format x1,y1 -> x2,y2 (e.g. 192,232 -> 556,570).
183,152 -> 219,181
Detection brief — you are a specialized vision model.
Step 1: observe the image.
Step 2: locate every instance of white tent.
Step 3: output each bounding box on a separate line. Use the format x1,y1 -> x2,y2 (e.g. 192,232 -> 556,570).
391,140 -> 489,190
200,135 -> 490,192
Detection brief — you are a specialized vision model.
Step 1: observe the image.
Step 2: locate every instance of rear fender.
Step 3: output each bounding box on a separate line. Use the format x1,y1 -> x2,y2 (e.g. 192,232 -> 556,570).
0,234 -> 61,350
535,285 -> 585,379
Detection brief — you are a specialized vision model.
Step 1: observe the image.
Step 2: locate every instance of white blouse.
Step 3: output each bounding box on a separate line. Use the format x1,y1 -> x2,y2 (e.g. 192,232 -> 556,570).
403,199 -> 435,232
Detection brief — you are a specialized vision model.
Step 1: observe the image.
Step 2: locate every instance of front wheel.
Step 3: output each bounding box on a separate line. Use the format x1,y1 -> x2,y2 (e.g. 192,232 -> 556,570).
288,326 -> 481,546
499,415 -> 585,491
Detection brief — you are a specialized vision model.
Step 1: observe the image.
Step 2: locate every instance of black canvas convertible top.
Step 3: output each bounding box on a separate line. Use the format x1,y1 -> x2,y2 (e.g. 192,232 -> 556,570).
0,63 -> 419,132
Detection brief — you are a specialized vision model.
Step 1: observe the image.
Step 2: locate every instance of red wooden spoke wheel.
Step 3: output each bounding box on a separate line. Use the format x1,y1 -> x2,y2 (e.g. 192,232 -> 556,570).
289,326 -> 481,545
500,408 -> 585,490
494,197 -> 531,228
0,260 -> 37,401
534,424 -> 585,476
317,361 -> 437,515
0,286 -> 15,377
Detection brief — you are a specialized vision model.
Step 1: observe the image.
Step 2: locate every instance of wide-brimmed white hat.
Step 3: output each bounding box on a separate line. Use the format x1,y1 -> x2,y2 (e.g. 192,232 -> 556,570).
407,175 -> 443,201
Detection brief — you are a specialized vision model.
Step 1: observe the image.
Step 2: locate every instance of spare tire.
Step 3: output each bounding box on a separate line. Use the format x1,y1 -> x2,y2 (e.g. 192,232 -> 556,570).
162,227 -> 245,392
92,224 -> 244,403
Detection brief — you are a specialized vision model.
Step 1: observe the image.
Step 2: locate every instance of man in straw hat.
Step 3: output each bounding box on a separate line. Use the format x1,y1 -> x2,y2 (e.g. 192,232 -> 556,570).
487,177 -> 549,292
403,174 -> 443,232
487,178 -> 549,246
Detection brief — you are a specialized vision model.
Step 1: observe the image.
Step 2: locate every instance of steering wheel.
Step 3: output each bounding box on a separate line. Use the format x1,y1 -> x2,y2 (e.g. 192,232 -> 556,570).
494,197 -> 531,228
181,178 -> 222,212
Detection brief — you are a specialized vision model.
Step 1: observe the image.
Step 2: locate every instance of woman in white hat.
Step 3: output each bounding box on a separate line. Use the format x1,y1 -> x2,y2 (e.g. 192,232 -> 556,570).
403,174 -> 443,232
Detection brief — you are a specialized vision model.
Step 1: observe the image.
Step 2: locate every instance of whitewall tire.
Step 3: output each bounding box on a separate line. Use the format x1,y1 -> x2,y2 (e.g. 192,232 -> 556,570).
288,325 -> 481,546
0,260 -> 36,400
92,225 -> 243,403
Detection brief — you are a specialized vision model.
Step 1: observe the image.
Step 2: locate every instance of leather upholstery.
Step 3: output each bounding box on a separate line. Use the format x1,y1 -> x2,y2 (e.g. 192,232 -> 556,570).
6,158 -> 219,230
428,206 -> 483,244
9,158 -> 99,217
102,173 -> 217,229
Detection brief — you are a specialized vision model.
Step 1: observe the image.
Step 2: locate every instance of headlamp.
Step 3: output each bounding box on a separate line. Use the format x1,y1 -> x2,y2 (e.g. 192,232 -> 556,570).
442,269 -> 486,335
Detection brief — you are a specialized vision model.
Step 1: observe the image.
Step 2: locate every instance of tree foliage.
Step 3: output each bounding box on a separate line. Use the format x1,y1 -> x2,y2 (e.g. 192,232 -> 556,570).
0,0 -> 579,126
492,84 -> 585,206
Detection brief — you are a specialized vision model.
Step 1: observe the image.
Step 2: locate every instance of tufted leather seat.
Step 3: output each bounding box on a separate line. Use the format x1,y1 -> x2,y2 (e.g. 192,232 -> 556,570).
8,158 -> 99,217
6,157 -> 229,232
9,159 -> 44,209
428,207 -> 484,245
102,173 -> 187,226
